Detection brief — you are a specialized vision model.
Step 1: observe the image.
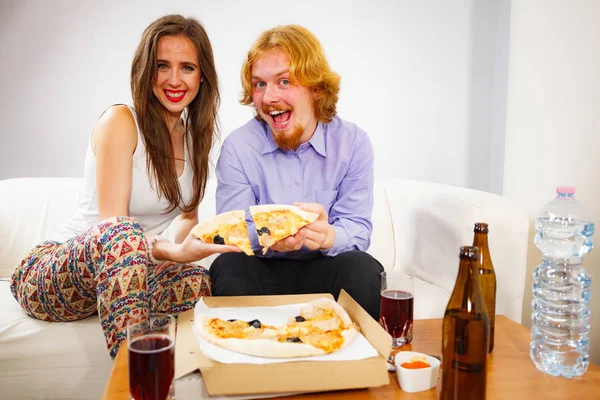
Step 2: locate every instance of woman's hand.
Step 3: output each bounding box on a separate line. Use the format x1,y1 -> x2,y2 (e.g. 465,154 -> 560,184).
177,232 -> 241,263
152,233 -> 240,273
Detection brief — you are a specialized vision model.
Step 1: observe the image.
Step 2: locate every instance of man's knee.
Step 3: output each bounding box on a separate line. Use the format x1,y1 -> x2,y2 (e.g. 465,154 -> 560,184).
336,251 -> 383,280
332,251 -> 383,320
210,253 -> 252,276
210,253 -> 263,296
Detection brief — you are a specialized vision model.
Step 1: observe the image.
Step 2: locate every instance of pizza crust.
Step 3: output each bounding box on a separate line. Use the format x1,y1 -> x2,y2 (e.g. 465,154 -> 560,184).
191,210 -> 246,235
249,204 -> 319,223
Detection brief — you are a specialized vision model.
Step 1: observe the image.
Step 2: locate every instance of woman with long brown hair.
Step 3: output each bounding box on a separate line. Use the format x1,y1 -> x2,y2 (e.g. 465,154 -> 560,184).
10,15 -> 238,358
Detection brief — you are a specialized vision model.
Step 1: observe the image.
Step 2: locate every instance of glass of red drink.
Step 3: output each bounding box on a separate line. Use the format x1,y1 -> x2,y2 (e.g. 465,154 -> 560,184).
127,313 -> 176,400
380,271 -> 414,348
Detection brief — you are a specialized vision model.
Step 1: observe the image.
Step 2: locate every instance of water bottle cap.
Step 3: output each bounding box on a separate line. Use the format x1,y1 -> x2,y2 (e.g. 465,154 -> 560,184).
556,186 -> 575,195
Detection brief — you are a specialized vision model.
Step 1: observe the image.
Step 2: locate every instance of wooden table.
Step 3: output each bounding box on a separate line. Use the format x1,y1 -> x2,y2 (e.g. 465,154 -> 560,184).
103,316 -> 600,399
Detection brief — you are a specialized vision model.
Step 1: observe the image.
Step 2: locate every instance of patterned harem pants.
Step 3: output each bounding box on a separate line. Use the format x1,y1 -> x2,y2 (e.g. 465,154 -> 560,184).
10,216 -> 211,358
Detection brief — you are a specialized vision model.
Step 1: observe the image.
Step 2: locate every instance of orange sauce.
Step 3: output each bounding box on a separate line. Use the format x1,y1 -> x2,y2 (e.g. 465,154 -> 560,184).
400,360 -> 431,369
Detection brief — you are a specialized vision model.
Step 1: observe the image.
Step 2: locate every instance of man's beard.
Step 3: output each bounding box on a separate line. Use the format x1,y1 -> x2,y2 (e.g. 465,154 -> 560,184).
271,123 -> 304,151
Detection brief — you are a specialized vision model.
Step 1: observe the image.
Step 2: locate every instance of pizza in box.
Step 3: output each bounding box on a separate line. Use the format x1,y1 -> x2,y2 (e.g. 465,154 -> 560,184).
195,298 -> 358,358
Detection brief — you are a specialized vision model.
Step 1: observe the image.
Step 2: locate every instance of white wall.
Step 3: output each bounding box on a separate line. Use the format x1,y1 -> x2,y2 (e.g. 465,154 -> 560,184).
504,0 -> 600,365
0,0 -> 509,194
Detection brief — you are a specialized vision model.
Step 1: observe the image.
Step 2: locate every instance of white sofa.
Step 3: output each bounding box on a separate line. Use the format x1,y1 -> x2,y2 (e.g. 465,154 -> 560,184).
0,177 -> 529,399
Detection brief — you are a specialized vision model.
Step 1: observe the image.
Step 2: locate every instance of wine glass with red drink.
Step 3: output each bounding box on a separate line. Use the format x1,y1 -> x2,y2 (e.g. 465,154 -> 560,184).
380,271 -> 414,349
127,313 -> 176,400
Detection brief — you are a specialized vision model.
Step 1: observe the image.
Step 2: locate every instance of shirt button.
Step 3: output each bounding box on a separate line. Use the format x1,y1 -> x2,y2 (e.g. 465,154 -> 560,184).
294,180 -> 300,186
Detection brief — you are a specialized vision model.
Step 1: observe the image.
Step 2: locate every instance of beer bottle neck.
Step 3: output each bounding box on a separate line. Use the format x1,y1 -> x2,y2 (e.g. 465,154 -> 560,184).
473,232 -> 489,249
473,232 -> 494,271
451,258 -> 488,314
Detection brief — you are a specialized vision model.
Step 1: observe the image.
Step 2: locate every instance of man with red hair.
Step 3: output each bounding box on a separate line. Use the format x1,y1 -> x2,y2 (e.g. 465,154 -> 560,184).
211,25 -> 383,320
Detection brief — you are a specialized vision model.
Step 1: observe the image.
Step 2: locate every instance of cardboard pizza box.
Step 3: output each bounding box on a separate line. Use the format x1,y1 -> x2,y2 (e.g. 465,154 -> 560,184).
174,290 -> 392,396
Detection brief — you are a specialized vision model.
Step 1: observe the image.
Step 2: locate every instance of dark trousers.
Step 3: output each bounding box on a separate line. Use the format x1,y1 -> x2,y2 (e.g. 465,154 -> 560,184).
209,251 -> 384,320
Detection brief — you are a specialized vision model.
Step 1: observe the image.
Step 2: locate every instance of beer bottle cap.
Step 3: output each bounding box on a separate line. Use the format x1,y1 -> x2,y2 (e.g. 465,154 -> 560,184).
459,246 -> 479,260
474,222 -> 489,233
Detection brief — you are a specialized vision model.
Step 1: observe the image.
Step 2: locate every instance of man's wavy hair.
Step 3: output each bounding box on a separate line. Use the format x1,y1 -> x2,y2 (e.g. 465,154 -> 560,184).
240,25 -> 341,123
131,14 -> 219,213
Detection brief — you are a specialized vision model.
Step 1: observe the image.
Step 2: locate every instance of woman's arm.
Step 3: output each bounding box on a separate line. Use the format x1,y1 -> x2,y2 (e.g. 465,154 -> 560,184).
170,208 -> 199,244
92,105 -> 138,220
149,208 -> 199,273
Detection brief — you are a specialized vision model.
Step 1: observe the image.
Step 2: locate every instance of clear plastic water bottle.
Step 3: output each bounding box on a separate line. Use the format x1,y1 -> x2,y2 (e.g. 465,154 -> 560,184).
531,186 -> 594,378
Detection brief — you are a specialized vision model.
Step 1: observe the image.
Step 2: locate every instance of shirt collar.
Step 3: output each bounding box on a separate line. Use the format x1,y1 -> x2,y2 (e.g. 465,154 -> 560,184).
307,123 -> 326,157
261,121 -> 327,157
261,121 -> 279,155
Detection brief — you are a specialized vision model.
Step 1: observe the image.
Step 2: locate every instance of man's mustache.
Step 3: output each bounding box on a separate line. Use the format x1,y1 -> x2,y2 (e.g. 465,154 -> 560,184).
261,105 -> 292,114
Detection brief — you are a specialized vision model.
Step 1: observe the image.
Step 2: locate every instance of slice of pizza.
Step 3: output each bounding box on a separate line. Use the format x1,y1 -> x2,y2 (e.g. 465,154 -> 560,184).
190,210 -> 254,256
195,298 -> 357,358
249,204 -> 319,253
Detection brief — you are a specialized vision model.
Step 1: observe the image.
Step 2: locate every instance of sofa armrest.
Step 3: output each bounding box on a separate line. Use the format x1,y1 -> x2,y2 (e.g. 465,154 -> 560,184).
384,179 -> 529,323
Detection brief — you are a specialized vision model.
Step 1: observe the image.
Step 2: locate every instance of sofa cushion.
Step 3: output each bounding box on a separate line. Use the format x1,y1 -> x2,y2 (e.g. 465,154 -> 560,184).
0,280 -> 111,399
0,178 -> 82,279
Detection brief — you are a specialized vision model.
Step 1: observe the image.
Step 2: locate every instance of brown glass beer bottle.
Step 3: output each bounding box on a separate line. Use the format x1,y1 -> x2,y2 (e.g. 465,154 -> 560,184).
473,222 -> 497,353
440,246 -> 490,400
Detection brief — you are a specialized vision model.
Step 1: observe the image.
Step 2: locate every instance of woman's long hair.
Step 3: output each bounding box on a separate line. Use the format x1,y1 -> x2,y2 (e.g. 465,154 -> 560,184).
131,15 -> 219,213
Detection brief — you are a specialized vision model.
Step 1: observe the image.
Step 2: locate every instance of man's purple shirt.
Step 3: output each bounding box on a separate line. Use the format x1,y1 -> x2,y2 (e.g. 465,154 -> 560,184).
215,116 -> 374,259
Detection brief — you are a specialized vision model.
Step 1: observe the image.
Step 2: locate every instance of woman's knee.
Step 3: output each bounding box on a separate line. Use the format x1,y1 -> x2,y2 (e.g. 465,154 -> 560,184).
94,216 -> 144,241
82,217 -> 147,263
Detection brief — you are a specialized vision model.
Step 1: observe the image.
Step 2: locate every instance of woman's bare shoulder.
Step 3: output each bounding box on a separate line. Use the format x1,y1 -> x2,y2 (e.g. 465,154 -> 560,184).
92,105 -> 138,154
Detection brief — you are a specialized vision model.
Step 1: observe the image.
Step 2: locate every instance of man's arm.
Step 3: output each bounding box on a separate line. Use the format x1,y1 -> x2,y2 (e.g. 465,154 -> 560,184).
322,130 -> 374,257
215,141 -> 261,252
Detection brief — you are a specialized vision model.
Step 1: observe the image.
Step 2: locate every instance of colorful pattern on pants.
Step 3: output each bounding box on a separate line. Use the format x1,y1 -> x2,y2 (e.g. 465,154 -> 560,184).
10,216 -> 211,358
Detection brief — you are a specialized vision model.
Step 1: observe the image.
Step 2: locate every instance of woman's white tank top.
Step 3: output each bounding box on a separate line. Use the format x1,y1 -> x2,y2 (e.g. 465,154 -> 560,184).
52,105 -> 194,242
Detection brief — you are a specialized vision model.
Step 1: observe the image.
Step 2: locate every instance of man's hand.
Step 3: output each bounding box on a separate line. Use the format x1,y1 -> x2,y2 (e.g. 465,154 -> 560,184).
269,229 -> 307,252
269,202 -> 335,253
296,202 -> 335,251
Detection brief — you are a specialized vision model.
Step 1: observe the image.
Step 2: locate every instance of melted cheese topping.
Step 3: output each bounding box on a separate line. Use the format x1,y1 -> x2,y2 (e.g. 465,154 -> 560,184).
201,223 -> 253,255
207,319 -> 276,339
283,333 -> 345,353
253,211 -> 311,239
201,223 -> 247,243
